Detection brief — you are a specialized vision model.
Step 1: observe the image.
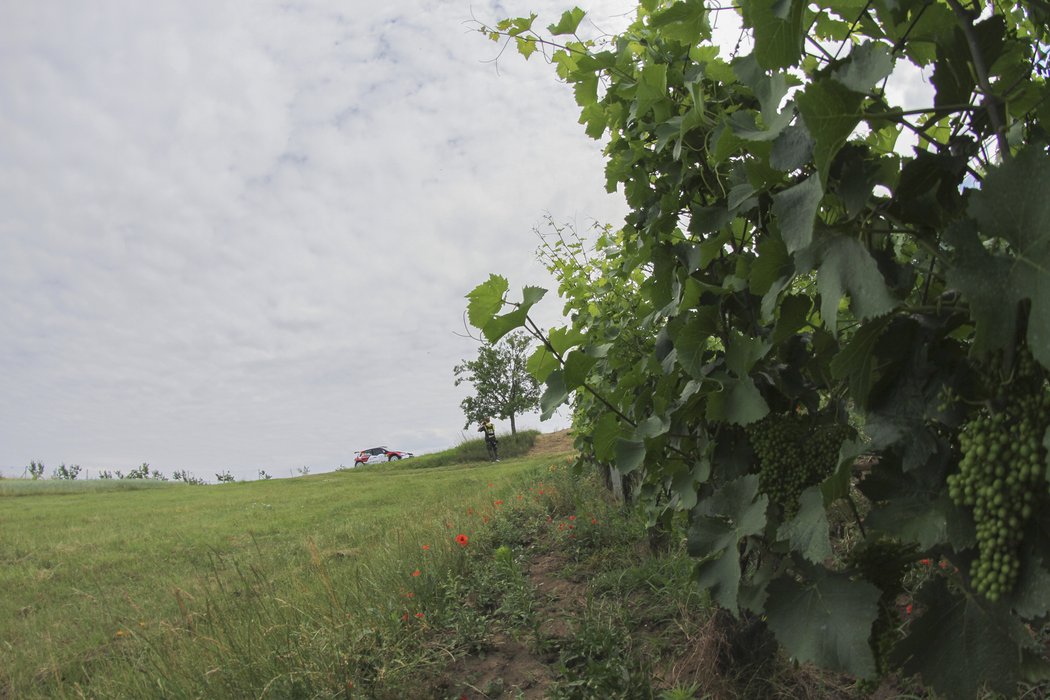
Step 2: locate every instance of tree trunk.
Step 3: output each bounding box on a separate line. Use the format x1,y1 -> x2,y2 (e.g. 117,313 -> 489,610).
509,413 -> 517,435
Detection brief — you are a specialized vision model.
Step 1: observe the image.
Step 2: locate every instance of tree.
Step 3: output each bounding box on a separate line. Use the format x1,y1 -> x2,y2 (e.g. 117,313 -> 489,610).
470,1 -> 1050,696
454,330 -> 541,435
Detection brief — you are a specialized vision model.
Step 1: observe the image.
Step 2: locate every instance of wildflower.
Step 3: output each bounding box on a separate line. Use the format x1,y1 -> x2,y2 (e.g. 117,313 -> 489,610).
906,604 -> 913,615
404,592 -> 415,599
115,629 -> 126,638
538,490 -> 545,495
415,612 -> 425,619
412,569 -> 421,577
455,533 -> 469,547
487,483 -> 493,488
591,519 -> 598,525
568,515 -> 576,521
919,559 -> 931,566
421,544 -> 430,551
569,525 -> 575,530
402,613 -> 409,621
939,560 -> 949,570
494,500 -> 503,506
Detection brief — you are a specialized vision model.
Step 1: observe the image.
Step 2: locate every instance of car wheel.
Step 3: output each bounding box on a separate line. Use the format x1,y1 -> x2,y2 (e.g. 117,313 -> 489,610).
388,455 -> 401,461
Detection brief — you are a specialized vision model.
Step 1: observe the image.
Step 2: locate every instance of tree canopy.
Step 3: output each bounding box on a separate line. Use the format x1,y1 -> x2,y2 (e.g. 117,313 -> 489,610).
454,330 -> 541,435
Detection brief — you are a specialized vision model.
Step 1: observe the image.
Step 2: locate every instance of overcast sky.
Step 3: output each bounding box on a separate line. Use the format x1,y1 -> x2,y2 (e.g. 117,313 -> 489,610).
1,2 -> 931,482
0,1 -> 646,480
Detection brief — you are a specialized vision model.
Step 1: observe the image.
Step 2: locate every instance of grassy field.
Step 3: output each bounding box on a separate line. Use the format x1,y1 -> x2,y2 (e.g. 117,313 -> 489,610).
0,445 -> 557,698
2,434 -> 943,698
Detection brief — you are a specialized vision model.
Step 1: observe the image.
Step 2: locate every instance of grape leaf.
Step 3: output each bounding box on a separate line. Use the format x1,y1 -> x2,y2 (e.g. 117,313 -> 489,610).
591,412 -> 621,462
815,235 -> 895,335
483,286 -> 547,342
540,369 -> 568,420
615,437 -> 646,474
707,375 -> 770,425
892,577 -> 1030,699
467,274 -> 508,330
688,475 -> 769,612
777,486 -> 832,563
773,175 -> 823,254
796,79 -> 863,186
833,41 -> 895,94
527,345 -> 560,383
547,7 -> 585,35
948,146 -> 1050,369
739,0 -> 804,70
865,493 -> 953,549
830,314 -> 892,405
765,566 -> 879,677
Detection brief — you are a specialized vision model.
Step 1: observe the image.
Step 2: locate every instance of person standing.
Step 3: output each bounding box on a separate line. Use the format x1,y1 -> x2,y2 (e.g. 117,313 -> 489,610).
478,418 -> 499,462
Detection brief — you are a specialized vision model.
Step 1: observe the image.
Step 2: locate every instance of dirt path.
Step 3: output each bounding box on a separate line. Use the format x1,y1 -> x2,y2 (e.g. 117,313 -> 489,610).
526,429 -> 574,457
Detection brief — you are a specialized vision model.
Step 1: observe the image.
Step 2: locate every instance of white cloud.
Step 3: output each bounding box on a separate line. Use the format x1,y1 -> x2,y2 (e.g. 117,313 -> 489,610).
0,1 -> 633,480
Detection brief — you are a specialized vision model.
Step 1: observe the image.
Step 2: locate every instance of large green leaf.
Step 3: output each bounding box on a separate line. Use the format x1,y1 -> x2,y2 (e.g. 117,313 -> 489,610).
777,486 -> 832,563
795,79 -> 863,186
688,475 -> 769,612
614,437 -> 646,474
865,493 -> 954,549
948,147 -> 1050,368
765,566 -> 879,677
591,412 -> 621,462
707,375 -> 770,426
466,274 -> 508,330
672,308 -> 719,378
740,0 -> 805,70
815,235 -> 895,335
547,6 -> 585,35
833,41 -> 895,94
540,369 -> 568,420
650,0 -> 710,45
829,314 -> 892,405
773,175 -> 823,254
527,344 -> 560,383
892,577 -> 1030,699
482,286 -> 547,342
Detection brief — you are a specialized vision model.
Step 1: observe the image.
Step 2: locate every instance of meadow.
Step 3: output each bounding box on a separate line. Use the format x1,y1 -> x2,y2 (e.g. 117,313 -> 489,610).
0,438 -> 556,698
1,434 -> 947,698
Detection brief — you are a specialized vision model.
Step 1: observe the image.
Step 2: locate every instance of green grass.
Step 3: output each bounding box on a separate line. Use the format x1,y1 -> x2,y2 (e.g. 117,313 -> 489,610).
0,452 -> 559,698
1,440 -> 928,699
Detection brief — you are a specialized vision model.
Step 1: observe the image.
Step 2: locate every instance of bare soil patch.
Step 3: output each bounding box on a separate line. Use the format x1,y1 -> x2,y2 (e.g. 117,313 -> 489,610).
526,429 -> 574,457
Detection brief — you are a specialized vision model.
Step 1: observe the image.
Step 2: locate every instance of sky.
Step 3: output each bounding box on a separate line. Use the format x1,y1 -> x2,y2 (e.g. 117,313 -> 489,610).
0,0 -> 643,481
0,2 -> 931,482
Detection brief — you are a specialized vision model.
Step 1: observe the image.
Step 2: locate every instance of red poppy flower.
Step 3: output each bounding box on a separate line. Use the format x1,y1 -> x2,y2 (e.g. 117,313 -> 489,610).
920,559 -> 931,566
411,569 -> 421,577
494,500 -> 503,506
421,544 -> 430,551
455,534 -> 469,547
591,519 -> 598,525
906,604 -> 913,615
568,515 -> 576,521
415,612 -> 425,619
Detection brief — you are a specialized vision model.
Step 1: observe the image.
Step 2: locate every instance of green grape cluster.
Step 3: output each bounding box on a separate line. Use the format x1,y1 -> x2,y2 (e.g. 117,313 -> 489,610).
947,358 -> 1050,602
748,413 -> 852,514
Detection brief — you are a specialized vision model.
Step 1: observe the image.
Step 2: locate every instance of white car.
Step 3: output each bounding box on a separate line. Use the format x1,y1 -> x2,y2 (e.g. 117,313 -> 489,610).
354,447 -> 413,465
